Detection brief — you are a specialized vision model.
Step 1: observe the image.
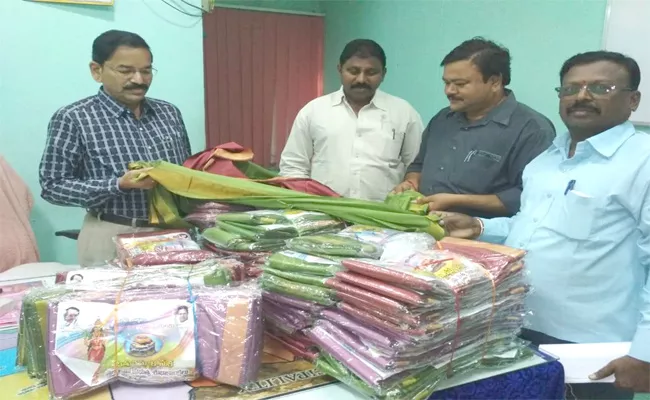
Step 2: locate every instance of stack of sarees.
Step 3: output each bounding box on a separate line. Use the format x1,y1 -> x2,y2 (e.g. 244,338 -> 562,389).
17,281 -> 264,399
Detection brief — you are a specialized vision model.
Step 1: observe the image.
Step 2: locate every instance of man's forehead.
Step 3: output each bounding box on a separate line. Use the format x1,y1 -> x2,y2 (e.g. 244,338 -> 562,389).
563,61 -> 628,83
343,56 -> 382,69
443,60 -> 481,78
107,46 -> 151,66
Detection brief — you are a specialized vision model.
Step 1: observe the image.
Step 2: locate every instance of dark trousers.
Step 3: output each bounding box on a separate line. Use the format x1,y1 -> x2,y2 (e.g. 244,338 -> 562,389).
521,329 -> 635,400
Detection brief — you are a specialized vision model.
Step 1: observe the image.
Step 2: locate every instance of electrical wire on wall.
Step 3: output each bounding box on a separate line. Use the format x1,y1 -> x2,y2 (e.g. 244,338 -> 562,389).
141,0 -> 204,28
160,0 -> 205,16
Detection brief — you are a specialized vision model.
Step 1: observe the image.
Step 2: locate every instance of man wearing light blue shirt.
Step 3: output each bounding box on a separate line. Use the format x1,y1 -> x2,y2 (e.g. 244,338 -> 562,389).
437,51 -> 649,399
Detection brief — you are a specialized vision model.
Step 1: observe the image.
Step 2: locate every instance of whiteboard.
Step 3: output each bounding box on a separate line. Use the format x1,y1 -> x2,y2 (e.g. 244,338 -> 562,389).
602,0 -> 650,125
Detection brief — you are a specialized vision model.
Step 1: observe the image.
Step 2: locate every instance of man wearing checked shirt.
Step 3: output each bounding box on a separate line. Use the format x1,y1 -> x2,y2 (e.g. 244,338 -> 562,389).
39,30 -> 191,266
438,51 -> 649,399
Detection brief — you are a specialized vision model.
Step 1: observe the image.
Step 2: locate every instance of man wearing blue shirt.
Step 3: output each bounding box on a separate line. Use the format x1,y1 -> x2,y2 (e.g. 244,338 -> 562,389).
437,51 -> 649,399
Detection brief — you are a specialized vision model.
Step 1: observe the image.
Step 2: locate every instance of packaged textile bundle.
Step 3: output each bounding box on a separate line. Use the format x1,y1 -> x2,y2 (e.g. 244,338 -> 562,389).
265,330 -> 319,361
262,292 -> 323,361
202,209 -> 344,259
262,290 -> 327,335
336,225 -> 436,255
115,230 -> 217,267
285,234 -> 383,259
259,242 -> 360,307
203,245 -> 269,278
17,283 -> 263,399
184,201 -> 254,229
55,258 -> 247,287
203,226 -> 285,252
0,281 -> 46,328
216,209 -> 344,239
299,238 -> 530,399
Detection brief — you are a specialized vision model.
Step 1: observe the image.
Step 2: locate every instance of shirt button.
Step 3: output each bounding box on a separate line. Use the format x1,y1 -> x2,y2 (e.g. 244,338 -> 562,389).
546,194 -> 552,198
533,218 -> 538,223
452,146 -> 457,150
439,167 -> 445,171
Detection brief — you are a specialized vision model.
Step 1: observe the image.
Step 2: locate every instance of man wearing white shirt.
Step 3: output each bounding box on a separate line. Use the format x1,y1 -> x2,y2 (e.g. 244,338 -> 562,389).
279,39 -> 424,202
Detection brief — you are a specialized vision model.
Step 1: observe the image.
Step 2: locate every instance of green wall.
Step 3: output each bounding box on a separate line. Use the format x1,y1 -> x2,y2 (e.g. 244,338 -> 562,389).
322,0 -> 609,133
0,0 -> 206,264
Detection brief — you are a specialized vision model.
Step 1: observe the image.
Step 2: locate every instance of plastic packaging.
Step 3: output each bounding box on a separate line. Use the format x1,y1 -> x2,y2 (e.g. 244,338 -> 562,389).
262,291 -> 325,315
259,273 -> 336,306
184,202 -> 254,229
202,244 -> 270,278
338,225 -> 435,253
0,281 -> 46,328
300,238 -> 531,399
216,209 -> 344,238
266,251 -> 343,276
18,283 -> 264,399
266,332 -> 319,361
115,230 -> 216,266
286,234 -> 383,259
56,259 -> 247,289
202,227 -> 285,252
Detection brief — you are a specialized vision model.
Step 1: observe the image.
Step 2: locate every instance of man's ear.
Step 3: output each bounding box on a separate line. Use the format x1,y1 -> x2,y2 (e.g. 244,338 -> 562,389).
337,63 -> 342,74
631,90 -> 641,112
489,75 -> 504,91
89,61 -> 103,83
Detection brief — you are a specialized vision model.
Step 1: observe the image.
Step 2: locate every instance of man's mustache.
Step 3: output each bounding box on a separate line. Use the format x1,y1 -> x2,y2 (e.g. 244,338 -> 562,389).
124,84 -> 149,91
568,102 -> 600,114
351,84 -> 371,90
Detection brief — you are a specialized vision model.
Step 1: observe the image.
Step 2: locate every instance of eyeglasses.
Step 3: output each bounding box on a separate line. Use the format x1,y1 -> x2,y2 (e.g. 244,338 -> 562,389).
555,83 -> 632,97
106,65 -> 157,79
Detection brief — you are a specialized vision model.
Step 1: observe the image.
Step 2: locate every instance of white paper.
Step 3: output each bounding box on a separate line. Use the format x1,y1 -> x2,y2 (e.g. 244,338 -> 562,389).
539,342 -> 631,383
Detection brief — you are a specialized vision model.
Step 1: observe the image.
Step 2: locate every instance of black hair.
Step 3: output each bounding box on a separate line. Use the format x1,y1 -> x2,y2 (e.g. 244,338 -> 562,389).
441,37 -> 511,86
65,307 -> 80,314
92,30 -> 152,65
339,39 -> 386,69
560,51 -> 641,90
176,306 -> 189,313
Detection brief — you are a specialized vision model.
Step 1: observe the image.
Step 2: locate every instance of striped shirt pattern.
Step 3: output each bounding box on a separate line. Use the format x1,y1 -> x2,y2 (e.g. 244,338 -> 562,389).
39,88 -> 192,220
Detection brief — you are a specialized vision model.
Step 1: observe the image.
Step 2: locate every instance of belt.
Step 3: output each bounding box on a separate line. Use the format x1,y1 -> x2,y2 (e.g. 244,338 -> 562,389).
89,211 -> 153,228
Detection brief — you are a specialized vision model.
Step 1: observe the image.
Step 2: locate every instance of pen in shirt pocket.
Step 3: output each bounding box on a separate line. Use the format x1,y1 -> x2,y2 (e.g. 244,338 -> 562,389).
564,179 -> 576,195
392,129 -> 396,140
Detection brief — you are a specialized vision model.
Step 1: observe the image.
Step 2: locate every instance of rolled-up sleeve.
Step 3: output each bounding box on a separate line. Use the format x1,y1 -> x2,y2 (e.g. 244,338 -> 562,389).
500,123 -> 555,214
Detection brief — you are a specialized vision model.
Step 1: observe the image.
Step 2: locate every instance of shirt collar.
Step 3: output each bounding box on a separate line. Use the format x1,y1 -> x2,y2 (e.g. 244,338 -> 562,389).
446,90 -> 518,126
330,87 -> 388,111
97,87 -> 154,117
551,121 -> 637,158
